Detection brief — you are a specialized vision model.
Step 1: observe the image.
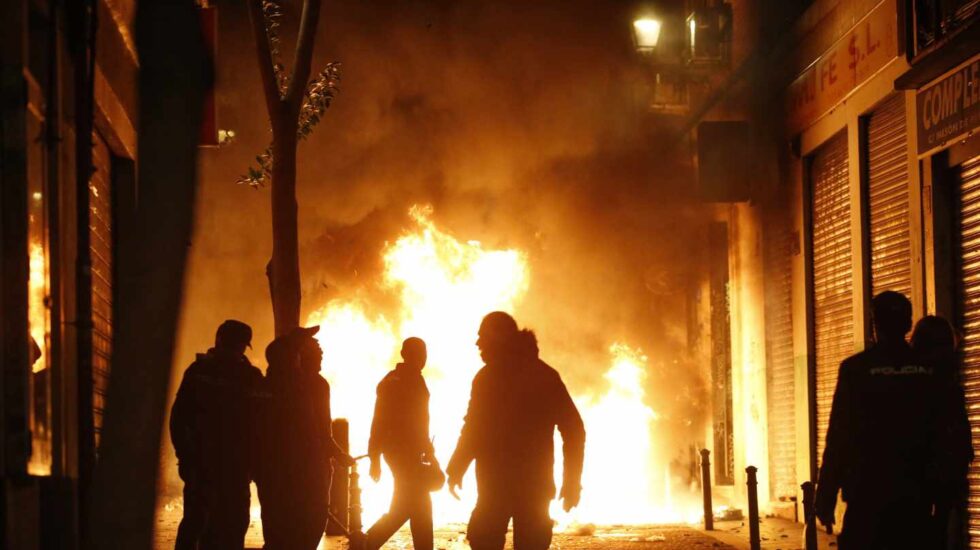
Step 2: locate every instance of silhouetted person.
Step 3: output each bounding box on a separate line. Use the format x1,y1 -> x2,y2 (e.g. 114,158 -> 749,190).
912,315 -> 973,550
364,337 -> 440,550
170,320 -> 263,550
815,292 -> 946,549
447,312 -> 585,550
256,326 -> 354,550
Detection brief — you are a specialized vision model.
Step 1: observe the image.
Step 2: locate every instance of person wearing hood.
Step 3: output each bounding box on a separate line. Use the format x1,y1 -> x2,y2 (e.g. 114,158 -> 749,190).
255,326 -> 354,550
447,312 -> 585,550
364,337 -> 439,550
170,320 -> 263,549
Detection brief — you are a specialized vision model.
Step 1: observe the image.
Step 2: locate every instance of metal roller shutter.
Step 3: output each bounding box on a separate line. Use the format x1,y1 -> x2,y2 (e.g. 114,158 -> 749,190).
956,153 -> 980,548
90,132 -> 113,446
867,94 -> 911,299
809,131 -> 853,468
765,215 -> 796,500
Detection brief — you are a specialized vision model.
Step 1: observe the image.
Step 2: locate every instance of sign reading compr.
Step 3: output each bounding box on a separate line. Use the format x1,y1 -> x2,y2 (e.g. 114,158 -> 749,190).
917,56 -> 980,154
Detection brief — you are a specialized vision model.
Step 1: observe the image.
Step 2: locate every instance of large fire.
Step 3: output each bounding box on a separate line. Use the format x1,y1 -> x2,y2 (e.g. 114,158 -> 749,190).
307,206 -> 700,528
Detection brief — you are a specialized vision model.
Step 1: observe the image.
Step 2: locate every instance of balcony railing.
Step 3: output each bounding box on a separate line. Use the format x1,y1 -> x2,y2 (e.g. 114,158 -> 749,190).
912,0 -> 980,56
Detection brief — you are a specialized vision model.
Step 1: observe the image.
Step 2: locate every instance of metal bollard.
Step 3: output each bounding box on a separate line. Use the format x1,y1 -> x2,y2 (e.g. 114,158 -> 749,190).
801,481 -> 818,550
349,460 -> 364,538
700,449 -> 714,531
746,466 -> 761,550
327,419 -> 350,535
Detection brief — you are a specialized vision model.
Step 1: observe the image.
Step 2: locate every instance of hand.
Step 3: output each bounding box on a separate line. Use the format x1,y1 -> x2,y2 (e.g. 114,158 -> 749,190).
816,511 -> 834,532
423,451 -> 440,467
559,484 -> 581,512
814,486 -> 836,531
370,459 -> 382,483
448,473 -> 463,500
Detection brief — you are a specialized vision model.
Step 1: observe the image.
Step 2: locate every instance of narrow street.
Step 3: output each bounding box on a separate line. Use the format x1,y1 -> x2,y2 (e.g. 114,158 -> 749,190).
6,0 -> 980,548
155,503 -> 837,550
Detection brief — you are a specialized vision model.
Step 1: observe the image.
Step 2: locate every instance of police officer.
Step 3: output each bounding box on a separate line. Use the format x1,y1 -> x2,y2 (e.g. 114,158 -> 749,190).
447,312 -> 585,550
815,292 -> 948,549
364,337 -> 438,550
170,320 -> 263,550
911,315 -> 974,549
256,326 -> 354,550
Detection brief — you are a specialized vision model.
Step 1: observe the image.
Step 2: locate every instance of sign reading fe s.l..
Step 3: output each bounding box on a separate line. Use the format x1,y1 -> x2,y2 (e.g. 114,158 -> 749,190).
785,0 -> 898,134
916,56 -> 980,154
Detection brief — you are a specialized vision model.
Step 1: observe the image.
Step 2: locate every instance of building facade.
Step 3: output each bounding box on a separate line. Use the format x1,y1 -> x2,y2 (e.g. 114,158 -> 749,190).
696,0 -> 980,536
0,0 -> 136,547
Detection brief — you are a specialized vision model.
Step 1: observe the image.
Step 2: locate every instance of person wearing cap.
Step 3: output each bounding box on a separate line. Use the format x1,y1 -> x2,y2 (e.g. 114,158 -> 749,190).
255,326 -> 354,549
815,292 -> 952,549
170,320 -> 263,550
364,337 -> 440,550
447,312 -> 585,550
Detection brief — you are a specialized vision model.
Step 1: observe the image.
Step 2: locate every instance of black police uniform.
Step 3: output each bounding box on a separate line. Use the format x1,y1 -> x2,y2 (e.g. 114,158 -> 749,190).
816,341 -> 949,549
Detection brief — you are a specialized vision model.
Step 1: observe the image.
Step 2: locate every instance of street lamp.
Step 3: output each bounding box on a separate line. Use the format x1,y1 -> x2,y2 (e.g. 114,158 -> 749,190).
632,17 -> 663,53
630,5 -> 686,112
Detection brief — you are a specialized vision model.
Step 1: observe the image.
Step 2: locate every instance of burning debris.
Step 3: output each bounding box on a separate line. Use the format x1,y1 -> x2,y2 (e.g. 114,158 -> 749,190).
168,0 -> 708,539
307,206 -> 703,527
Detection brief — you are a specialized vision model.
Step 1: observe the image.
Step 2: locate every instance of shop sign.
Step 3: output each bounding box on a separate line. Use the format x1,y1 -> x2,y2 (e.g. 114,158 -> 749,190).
786,1 -> 898,133
916,56 -> 980,154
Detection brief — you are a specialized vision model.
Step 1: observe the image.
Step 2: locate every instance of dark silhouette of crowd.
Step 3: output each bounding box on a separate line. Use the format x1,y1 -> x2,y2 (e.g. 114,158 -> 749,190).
815,291 -> 973,550
169,312 -> 585,550
170,291 -> 972,550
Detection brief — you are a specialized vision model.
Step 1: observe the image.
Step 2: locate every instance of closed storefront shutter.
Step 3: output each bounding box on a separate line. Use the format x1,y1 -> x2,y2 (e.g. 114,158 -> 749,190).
867,94 -> 912,299
956,153 -> 980,547
764,214 -> 796,500
809,131 -> 853,467
90,132 -> 113,445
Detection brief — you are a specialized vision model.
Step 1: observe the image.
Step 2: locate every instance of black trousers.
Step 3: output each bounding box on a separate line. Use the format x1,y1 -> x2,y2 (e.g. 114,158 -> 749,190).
838,498 -> 931,550
259,487 -> 329,550
467,494 -> 552,550
366,457 -> 433,550
364,479 -> 432,549
175,479 -> 250,550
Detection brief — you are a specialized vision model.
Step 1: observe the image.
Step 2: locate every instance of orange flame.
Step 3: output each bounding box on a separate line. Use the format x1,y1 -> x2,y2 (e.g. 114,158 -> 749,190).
306,206 -> 700,528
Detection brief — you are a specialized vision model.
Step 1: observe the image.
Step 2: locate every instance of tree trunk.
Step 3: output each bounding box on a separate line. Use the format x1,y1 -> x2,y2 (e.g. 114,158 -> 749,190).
270,115 -> 302,336
248,0 -> 322,337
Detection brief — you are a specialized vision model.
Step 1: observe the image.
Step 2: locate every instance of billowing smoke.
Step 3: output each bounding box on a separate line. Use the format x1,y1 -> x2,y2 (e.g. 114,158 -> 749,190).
165,0 -> 707,502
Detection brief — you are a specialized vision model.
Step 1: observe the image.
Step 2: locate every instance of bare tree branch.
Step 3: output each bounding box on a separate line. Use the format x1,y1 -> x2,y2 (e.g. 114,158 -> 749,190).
285,0 -> 322,107
247,0 -> 283,117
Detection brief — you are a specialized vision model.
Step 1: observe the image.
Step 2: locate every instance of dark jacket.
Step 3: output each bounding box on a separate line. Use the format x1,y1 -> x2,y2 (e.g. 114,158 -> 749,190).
447,331 -> 585,501
169,349 -> 264,485
921,348 -> 974,502
816,341 -> 948,509
256,363 -> 346,503
368,364 -> 434,463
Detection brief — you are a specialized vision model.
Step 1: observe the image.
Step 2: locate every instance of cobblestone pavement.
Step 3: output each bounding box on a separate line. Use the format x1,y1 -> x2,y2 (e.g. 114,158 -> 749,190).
707,518 -> 838,550
155,504 -> 738,549
156,504 -> 842,549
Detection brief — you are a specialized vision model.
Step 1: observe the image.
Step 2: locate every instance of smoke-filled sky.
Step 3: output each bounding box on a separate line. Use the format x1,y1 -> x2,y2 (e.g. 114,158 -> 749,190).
169,0 -> 706,491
